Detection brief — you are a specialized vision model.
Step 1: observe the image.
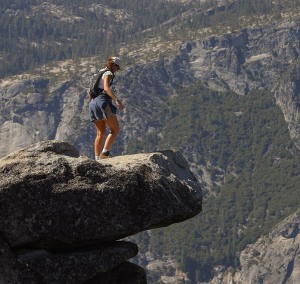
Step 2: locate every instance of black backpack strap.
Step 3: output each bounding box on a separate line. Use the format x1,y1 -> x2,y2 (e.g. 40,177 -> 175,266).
94,69 -> 115,95
94,72 -> 103,93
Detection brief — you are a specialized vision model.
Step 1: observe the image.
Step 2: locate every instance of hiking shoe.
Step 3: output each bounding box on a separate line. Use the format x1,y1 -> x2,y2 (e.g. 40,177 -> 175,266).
100,151 -> 112,159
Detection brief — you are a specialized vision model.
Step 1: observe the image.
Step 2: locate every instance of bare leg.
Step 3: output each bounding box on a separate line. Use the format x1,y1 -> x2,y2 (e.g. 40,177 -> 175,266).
103,115 -> 120,151
94,120 -> 106,156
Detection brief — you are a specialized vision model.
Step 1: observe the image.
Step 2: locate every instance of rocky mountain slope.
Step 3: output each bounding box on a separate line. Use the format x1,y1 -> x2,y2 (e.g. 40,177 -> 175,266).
209,210 -> 300,284
2,0 -> 300,282
2,18 -> 300,177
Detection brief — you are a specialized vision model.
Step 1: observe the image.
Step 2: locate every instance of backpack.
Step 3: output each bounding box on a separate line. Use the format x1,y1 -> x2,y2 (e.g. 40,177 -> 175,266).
88,69 -> 114,100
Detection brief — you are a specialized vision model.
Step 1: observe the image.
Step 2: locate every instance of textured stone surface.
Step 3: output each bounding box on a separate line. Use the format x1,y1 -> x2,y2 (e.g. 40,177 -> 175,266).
237,210 -> 300,284
0,140 -> 202,283
0,237 -> 140,284
17,241 -> 138,284
208,210 -> 300,284
0,237 -> 42,284
0,140 -> 202,249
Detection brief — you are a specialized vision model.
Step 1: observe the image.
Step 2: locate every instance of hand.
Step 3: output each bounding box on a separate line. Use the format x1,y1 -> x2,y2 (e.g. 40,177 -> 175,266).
116,100 -> 124,111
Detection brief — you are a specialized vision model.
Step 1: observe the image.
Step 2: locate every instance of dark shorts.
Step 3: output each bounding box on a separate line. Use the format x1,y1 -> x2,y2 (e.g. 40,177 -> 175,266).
89,96 -> 117,123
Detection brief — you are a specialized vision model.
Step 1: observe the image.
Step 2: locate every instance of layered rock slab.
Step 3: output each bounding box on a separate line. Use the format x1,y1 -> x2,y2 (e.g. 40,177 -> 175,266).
17,241 -> 138,283
0,140 -> 202,249
0,140 -> 202,283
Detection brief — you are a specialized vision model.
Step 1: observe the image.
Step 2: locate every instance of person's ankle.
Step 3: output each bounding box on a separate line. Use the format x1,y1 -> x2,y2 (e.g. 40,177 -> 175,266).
101,151 -> 110,156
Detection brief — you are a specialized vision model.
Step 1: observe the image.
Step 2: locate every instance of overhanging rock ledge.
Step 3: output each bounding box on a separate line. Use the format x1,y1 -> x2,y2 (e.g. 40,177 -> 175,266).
0,140 -> 202,283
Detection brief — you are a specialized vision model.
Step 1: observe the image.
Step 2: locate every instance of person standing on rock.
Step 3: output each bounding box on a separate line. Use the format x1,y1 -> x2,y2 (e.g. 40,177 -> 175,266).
89,56 -> 124,160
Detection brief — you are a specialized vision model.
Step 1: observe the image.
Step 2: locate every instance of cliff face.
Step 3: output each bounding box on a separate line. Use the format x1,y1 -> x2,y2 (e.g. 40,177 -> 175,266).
184,20 -> 300,149
0,140 -> 202,283
208,210 -> 300,284
0,75 -> 91,158
237,210 -> 300,284
2,21 -> 300,157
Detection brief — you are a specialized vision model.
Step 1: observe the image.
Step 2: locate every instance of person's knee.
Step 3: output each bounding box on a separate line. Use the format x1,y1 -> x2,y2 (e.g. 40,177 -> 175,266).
109,126 -> 120,135
96,129 -> 105,136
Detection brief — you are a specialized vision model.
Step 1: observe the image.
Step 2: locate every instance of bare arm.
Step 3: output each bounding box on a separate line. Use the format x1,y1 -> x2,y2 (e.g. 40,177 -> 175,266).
103,75 -> 124,111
